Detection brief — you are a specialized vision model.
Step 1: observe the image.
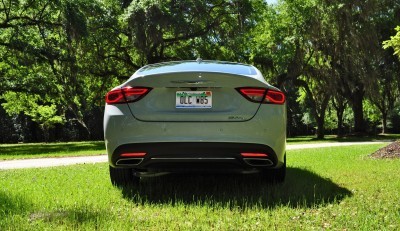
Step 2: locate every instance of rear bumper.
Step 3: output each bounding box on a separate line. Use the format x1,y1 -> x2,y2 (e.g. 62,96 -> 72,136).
109,142 -> 281,172
104,103 -> 286,172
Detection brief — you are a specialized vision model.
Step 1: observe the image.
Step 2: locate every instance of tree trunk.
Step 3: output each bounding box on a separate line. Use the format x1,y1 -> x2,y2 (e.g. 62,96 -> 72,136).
315,96 -> 330,139
332,95 -> 347,137
336,108 -> 344,137
350,92 -> 365,134
382,112 -> 387,134
316,116 -> 325,139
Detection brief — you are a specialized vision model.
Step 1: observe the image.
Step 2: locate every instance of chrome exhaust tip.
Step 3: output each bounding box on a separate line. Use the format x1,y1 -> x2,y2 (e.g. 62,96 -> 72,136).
116,158 -> 143,166
243,158 -> 274,167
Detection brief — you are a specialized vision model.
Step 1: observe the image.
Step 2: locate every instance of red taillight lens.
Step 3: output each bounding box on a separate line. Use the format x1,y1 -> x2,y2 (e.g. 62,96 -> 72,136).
237,88 -> 285,104
120,152 -> 146,157
237,88 -> 266,103
265,90 -> 285,104
105,87 -> 152,104
105,89 -> 125,104
241,153 -> 269,157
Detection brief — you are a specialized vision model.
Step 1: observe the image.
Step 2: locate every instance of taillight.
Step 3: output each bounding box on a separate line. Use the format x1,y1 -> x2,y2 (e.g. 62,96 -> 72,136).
120,152 -> 146,157
236,87 -> 285,104
241,153 -> 269,157
265,90 -> 285,104
105,87 -> 152,104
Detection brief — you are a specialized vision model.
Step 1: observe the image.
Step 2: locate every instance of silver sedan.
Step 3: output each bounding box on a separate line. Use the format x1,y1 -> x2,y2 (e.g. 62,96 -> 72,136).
104,60 -> 287,187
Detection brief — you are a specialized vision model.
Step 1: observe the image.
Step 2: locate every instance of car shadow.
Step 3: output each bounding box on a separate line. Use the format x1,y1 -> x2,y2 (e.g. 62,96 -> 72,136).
0,191 -> 32,220
0,191 -> 109,225
120,167 -> 352,209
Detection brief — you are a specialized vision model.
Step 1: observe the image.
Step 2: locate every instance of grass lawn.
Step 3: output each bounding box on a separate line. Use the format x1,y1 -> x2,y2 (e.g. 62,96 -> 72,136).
0,141 -> 106,160
1,133 -> 399,160
287,133 -> 400,144
1,144 -> 399,230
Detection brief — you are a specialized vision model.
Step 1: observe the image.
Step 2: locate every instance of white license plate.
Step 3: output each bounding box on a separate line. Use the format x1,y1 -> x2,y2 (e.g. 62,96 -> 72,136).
176,91 -> 212,108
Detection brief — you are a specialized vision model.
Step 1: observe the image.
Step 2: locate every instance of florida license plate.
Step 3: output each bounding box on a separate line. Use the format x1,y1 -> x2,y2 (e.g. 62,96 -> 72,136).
176,91 -> 212,108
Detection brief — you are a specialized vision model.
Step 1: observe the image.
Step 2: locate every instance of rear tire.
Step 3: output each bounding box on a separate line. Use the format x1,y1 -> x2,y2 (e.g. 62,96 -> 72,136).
262,155 -> 286,183
109,166 -> 139,188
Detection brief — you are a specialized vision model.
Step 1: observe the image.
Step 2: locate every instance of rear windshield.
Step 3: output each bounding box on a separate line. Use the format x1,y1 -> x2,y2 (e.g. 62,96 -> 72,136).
137,61 -> 257,76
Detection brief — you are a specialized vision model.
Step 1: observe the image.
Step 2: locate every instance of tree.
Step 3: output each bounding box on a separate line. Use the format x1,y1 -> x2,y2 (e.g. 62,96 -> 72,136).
1,0 -> 400,141
0,0 -> 129,139
331,93 -> 348,137
366,53 -> 399,133
383,26 -> 400,97
317,0 -> 399,134
1,92 -> 64,141
296,57 -> 333,139
0,0 -> 265,141
122,0 -> 259,64
250,0 -> 336,138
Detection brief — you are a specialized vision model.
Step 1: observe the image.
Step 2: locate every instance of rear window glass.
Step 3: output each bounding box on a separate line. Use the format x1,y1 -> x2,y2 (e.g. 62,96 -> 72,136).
137,61 -> 257,76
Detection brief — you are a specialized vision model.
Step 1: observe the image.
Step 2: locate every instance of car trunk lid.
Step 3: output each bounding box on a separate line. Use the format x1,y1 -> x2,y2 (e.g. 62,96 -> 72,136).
123,72 -> 268,122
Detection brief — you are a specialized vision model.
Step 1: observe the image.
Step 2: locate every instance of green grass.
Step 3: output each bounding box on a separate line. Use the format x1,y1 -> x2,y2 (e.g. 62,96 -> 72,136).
287,133 -> 400,144
1,144 -> 399,230
0,141 -> 106,160
1,134 -> 399,160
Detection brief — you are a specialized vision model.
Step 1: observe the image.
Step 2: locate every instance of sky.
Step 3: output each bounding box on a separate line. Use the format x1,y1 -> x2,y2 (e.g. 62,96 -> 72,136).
265,0 -> 278,4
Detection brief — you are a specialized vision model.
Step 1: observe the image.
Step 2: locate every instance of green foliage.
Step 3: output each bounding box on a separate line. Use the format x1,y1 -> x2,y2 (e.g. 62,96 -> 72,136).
0,0 -> 131,138
121,0 -> 260,63
0,0 -> 400,140
383,26 -> 400,59
1,92 -> 64,130
363,100 -> 381,125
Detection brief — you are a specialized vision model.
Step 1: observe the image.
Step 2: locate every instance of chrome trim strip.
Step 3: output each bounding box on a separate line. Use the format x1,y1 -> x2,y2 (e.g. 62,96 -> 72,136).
170,80 -> 215,85
150,157 -> 236,160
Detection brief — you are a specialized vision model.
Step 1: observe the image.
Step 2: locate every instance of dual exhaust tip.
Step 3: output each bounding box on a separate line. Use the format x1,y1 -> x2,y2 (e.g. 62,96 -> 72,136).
242,158 -> 274,167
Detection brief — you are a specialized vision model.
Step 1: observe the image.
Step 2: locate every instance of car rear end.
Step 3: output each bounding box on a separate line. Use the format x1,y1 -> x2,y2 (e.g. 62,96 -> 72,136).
104,61 -> 286,185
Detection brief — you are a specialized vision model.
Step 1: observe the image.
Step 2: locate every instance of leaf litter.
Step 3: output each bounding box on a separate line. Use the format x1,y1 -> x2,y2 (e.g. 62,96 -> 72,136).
370,141 -> 400,159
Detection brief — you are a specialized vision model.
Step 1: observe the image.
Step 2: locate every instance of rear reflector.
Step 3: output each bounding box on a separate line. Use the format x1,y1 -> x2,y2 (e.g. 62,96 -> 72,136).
241,153 -> 269,157
106,87 -> 152,104
120,152 -> 147,157
236,87 -> 285,104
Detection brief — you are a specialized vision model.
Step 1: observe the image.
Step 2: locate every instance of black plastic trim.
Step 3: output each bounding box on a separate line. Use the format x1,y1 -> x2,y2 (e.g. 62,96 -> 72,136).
111,142 -> 278,172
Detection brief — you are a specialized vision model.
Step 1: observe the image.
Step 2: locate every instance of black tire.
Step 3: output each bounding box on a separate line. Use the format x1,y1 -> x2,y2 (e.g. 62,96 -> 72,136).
261,155 -> 286,184
109,166 -> 140,188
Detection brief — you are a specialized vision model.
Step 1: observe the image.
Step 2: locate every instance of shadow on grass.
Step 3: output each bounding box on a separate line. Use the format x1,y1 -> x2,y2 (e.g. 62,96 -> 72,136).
0,191 -> 33,219
0,191 -> 109,226
28,207 -> 109,225
120,167 -> 352,209
0,141 -> 105,157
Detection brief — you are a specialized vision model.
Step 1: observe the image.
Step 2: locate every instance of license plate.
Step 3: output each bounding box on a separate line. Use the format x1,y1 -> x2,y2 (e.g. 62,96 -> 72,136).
176,91 -> 212,108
